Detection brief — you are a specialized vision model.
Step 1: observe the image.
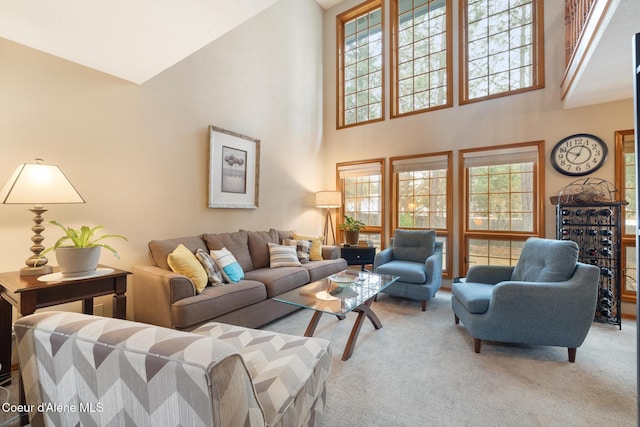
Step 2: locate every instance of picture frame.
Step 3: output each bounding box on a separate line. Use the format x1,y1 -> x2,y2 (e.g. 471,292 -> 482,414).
208,126 -> 260,209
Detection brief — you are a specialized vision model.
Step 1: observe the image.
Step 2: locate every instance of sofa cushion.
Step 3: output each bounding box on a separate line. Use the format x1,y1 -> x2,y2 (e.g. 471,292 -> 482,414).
204,231 -> 254,272
211,247 -> 245,283
452,281 -> 494,314
246,229 -> 280,269
283,238 -> 311,263
195,248 -> 223,286
149,235 -> 208,270
375,260 -> 427,284
392,229 -> 436,263
302,258 -> 348,282
171,280 -> 266,329
293,233 -> 325,261
167,244 -> 208,293
511,238 -> 579,282
191,322 -> 332,427
244,267 -> 310,298
268,243 -> 302,268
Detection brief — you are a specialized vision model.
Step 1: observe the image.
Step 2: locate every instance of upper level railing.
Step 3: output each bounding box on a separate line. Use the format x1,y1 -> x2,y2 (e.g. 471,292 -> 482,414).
562,0 -> 616,101
565,0 -> 597,66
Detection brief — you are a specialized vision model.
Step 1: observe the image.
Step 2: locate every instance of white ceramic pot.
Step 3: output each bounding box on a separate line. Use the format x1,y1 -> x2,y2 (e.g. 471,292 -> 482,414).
55,246 -> 101,277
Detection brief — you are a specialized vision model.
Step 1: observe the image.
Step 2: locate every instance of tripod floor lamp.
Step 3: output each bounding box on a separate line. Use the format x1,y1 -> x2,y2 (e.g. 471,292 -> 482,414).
315,191 -> 341,245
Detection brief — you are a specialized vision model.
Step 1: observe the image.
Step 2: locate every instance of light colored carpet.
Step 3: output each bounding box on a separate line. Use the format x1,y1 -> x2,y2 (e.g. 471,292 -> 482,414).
263,292 -> 637,427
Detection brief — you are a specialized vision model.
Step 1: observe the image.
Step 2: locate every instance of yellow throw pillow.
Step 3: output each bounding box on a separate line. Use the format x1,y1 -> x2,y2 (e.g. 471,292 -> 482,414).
293,233 -> 325,261
167,244 -> 208,293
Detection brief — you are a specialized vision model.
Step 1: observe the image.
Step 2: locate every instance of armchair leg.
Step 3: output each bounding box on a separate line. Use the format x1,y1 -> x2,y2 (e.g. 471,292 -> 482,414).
421,300 -> 426,311
454,314 -> 459,324
568,348 -> 576,363
473,338 -> 481,353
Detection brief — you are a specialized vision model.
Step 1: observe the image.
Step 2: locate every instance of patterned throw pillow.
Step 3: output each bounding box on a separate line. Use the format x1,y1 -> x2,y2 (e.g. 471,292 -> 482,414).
195,248 -> 224,286
282,238 -> 311,263
210,247 -> 244,283
268,243 -> 302,268
166,244 -> 208,293
292,233 -> 325,261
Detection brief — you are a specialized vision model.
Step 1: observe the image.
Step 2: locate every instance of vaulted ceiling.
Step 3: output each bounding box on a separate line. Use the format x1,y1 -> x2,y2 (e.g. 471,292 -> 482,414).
0,0 -> 637,109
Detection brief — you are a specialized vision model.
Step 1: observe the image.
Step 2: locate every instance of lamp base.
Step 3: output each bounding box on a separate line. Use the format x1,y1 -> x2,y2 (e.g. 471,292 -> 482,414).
20,265 -> 53,277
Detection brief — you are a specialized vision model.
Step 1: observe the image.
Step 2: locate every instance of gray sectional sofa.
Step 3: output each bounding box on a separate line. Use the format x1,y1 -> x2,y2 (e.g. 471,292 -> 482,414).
132,229 -> 347,330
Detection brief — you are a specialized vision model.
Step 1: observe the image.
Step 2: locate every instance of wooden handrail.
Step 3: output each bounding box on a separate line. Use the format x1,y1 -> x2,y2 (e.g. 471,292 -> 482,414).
565,0 -> 597,66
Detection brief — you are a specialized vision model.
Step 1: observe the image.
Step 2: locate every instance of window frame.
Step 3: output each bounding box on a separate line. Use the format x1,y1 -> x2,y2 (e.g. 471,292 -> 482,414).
336,158 -> 386,248
390,0 -> 453,118
615,129 -> 636,303
458,0 -> 545,105
458,140 -> 545,275
336,0 -> 385,129
391,151 -> 453,277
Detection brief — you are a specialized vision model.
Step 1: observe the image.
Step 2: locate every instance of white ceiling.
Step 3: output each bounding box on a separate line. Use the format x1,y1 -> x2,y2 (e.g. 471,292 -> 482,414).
0,0 -> 636,108
0,0 -> 279,84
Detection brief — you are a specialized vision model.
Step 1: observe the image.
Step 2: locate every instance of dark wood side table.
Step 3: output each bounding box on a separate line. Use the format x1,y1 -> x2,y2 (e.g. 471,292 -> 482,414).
0,265 -> 130,386
340,246 -> 376,271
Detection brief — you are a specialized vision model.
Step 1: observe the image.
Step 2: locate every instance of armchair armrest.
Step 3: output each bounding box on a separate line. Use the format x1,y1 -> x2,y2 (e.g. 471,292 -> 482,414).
466,265 -> 514,285
374,248 -> 393,270
132,265 -> 197,328
424,242 -> 443,290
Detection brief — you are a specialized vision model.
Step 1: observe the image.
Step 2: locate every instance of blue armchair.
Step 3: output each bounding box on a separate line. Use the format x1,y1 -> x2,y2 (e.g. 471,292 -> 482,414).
374,229 -> 443,311
451,237 -> 600,362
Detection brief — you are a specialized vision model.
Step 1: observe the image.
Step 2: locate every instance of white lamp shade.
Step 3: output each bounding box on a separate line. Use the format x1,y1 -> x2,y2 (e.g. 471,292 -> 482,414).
0,161 -> 85,204
315,191 -> 341,208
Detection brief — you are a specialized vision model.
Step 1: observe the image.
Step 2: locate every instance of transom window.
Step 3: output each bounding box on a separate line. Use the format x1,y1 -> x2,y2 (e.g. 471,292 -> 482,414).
460,141 -> 544,273
460,0 -> 544,103
391,0 -> 452,117
337,0 -> 384,128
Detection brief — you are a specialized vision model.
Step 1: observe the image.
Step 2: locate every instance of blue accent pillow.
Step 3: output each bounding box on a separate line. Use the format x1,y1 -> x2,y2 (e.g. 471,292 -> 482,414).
210,247 -> 244,283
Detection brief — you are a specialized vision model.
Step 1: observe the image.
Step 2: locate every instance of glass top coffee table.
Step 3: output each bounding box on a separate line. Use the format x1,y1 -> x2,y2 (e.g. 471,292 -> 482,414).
274,270 -> 398,361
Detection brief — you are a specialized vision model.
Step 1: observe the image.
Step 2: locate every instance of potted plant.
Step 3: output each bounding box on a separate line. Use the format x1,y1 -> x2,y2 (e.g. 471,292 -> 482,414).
40,221 -> 127,277
338,215 -> 365,246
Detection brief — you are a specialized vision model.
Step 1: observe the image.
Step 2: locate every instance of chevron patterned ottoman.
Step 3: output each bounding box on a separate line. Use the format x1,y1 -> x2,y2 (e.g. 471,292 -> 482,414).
14,311 -> 331,427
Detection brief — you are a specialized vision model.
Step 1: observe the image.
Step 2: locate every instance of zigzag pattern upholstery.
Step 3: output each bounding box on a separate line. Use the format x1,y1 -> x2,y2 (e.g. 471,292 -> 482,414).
14,311 -> 331,427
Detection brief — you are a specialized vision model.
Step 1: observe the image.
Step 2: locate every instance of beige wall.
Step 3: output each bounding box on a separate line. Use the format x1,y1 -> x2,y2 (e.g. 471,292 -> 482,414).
322,0 -> 635,301
0,0 -> 325,318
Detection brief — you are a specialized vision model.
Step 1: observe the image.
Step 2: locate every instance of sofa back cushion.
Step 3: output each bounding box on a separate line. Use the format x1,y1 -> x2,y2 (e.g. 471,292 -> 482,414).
204,231 -> 254,272
245,229 -> 281,269
511,237 -> 579,282
148,235 -> 208,270
392,229 -> 436,263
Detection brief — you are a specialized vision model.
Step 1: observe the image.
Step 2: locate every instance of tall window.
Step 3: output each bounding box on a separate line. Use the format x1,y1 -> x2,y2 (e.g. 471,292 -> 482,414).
460,0 -> 544,104
615,129 -> 636,303
337,159 -> 386,248
391,152 -> 453,276
391,0 -> 452,117
460,141 -> 544,273
337,0 -> 384,128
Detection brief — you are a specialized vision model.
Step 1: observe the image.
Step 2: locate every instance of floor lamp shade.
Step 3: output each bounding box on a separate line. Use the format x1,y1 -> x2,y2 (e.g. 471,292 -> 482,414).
315,191 -> 341,208
0,159 -> 85,275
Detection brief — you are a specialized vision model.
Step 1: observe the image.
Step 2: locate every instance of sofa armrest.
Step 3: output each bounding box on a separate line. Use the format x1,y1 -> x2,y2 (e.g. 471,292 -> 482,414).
322,245 -> 340,260
424,242 -> 443,291
465,265 -> 514,285
132,265 -> 197,328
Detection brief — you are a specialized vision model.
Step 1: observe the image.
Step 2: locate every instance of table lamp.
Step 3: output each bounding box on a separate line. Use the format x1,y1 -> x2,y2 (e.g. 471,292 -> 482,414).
315,191 -> 341,245
0,159 -> 85,276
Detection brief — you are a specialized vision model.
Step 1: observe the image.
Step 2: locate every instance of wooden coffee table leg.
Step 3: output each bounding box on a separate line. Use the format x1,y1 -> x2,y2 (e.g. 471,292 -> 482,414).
304,310 -> 324,337
342,297 -> 381,361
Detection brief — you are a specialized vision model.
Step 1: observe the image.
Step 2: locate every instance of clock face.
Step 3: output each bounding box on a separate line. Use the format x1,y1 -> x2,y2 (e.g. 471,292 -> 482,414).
550,134 -> 608,176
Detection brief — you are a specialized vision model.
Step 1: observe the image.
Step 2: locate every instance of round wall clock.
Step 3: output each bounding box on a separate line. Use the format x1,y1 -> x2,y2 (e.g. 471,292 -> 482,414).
550,133 -> 608,176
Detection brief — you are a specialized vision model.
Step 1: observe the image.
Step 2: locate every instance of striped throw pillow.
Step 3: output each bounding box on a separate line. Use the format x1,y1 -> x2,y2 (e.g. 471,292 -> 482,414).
268,243 -> 302,268
210,247 -> 244,283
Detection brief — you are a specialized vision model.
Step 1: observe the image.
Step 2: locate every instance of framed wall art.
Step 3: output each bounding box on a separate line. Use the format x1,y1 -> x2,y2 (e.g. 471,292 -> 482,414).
208,126 -> 260,209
